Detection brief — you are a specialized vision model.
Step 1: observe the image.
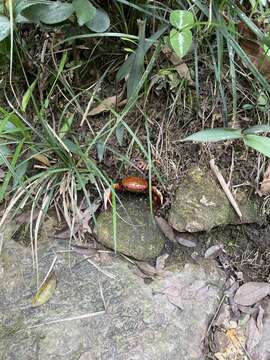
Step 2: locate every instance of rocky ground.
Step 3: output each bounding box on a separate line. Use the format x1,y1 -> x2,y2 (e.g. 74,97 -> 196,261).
1,166 -> 270,359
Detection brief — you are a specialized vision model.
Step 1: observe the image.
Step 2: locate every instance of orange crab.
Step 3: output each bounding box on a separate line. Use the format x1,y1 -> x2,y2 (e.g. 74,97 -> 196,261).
104,176 -> 163,210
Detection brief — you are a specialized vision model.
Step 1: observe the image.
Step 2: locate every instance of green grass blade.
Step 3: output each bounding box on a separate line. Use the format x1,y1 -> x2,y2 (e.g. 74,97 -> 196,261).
244,134 -> 270,157
243,124 -> 270,134
181,128 -> 242,142
0,139 -> 24,201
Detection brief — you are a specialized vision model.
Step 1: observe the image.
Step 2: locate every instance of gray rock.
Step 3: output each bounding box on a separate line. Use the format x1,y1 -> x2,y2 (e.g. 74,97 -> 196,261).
0,235 -> 226,360
168,167 -> 261,233
96,197 -> 165,260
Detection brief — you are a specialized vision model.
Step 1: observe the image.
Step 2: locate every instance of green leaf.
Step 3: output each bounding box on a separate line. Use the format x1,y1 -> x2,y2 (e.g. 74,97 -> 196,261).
0,139 -> 24,201
182,128 -> 242,142
243,124 -> 270,134
59,113 -> 74,139
16,0 -> 49,22
85,8 -> 110,32
127,44 -> 144,99
116,53 -> 135,82
21,79 -> 37,112
0,16 -> 10,42
13,161 -> 28,189
116,124 -> 124,146
63,139 -> 80,154
0,109 -> 31,139
72,0 -> 96,26
169,10 -> 194,31
257,90 -> 269,108
0,144 -> 11,166
22,1 -> 74,24
32,273 -> 57,307
170,28 -> 192,58
116,26 -> 167,82
244,134 -> 270,157
40,1 -> 74,24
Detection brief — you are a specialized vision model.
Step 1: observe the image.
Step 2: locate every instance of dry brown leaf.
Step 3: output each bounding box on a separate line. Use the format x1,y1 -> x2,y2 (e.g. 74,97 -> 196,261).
155,216 -> 176,242
33,153 -> 51,166
214,326 -> 247,360
234,282 -> 270,306
135,261 -> 157,278
238,22 -> 270,80
89,95 -> 127,116
162,46 -> 193,84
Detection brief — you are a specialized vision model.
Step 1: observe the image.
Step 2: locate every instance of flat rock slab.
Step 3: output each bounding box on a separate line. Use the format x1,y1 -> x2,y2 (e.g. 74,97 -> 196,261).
96,197 -> 165,260
0,238 -> 226,360
169,167 -> 261,232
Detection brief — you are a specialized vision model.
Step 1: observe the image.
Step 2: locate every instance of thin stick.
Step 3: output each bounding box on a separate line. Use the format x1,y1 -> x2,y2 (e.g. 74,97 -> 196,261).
38,255 -> 58,290
83,256 -> 116,279
210,159 -> 242,219
23,311 -> 105,330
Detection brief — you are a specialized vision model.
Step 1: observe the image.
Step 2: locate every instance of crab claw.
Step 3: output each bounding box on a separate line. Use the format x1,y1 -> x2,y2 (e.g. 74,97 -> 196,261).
104,183 -> 122,210
104,188 -> 112,210
152,186 -> 163,206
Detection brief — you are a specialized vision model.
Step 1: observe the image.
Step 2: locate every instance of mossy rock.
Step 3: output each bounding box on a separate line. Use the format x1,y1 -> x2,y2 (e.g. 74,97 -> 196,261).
96,197 -> 165,260
168,167 -> 262,233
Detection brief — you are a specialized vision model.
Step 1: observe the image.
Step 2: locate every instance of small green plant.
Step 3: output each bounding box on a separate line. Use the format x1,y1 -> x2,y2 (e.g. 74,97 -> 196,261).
0,0 -> 110,42
169,10 -> 194,59
182,125 -> 270,158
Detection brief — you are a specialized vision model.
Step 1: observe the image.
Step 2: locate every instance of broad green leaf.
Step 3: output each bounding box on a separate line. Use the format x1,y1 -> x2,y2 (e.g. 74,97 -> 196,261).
32,273 -> 57,307
0,139 -> 24,201
244,134 -> 270,157
116,26 -> 167,82
0,144 -> 11,166
72,0 -> 96,26
13,161 -> 28,189
116,53 -> 135,82
170,28 -> 192,58
16,0 -> 50,22
169,10 -> 194,31
257,90 -> 269,108
63,139 -> 80,154
0,16 -> 10,41
243,124 -> 270,134
127,42 -> 144,99
0,109 -> 30,138
126,19 -> 145,99
85,8 -> 110,32
182,128 -> 242,142
22,1 -> 74,24
21,79 -> 37,112
39,2 -> 74,24
59,113 -> 74,139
